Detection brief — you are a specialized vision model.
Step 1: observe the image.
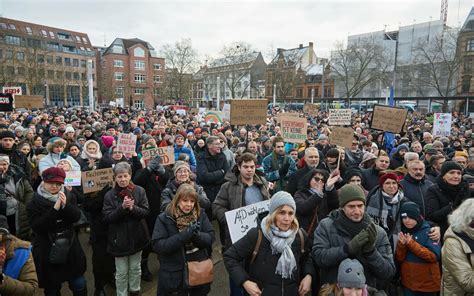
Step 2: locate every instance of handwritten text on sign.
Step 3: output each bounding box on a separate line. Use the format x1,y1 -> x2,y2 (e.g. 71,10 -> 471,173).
65,171 -> 81,187
82,168 -> 114,194
329,126 -> 354,149
432,113 -> 452,137
141,146 -> 175,166
281,116 -> 307,144
329,109 -> 352,126
225,200 -> 270,243
117,133 -> 137,154
370,105 -> 408,134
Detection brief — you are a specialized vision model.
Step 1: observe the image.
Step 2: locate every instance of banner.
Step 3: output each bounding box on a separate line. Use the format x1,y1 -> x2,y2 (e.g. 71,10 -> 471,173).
370,105 -> 408,134
303,103 -> 320,116
225,200 -> 270,243
281,116 -> 307,144
65,171 -> 82,187
14,95 -> 44,109
230,99 -> 267,125
222,103 -> 231,121
117,133 -> 137,154
204,111 -> 225,124
0,93 -> 14,112
82,168 -> 114,194
328,109 -> 351,126
432,113 -> 452,137
329,126 -> 354,149
141,146 -> 175,166
2,87 -> 22,96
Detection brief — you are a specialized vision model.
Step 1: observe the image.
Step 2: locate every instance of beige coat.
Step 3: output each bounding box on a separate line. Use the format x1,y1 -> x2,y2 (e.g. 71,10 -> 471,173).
441,227 -> 474,296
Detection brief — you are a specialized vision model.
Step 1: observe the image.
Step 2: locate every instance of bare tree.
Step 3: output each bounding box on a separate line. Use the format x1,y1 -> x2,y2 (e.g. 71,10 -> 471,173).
330,39 -> 393,98
266,49 -> 303,99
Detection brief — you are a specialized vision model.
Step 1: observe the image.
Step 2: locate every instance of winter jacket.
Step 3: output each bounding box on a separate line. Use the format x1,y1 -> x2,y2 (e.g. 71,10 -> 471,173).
399,175 -> 433,218
196,149 -> 229,203
441,227 -> 474,296
160,178 -> 210,213
0,234 -> 38,295
151,209 -> 214,293
361,167 -> 383,192
26,191 -> 86,289
102,184 -> 150,257
389,154 -> 404,170
395,221 -> 441,293
312,210 -> 396,289
224,227 -> 315,296
262,152 -> 297,193
38,153 -> 80,174
174,144 -> 197,170
0,146 -> 31,182
286,162 -> 327,196
76,155 -> 114,172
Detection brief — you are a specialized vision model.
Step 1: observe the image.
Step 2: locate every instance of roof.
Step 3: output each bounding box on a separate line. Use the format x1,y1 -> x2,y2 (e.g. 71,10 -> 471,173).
103,37 -> 158,57
303,64 -> 323,76
462,7 -> 474,31
270,46 -> 308,66
209,52 -> 260,68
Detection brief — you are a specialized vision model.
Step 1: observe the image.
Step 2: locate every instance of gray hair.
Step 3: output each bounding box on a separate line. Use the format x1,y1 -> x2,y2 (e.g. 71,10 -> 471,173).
448,199 -> 474,233
404,152 -> 419,163
113,161 -> 131,176
304,147 -> 318,156
205,136 -> 219,147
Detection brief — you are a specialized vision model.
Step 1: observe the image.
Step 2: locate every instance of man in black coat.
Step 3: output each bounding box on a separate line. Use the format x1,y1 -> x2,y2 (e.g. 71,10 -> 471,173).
400,160 -> 433,217
0,130 -> 31,182
287,147 -> 326,196
361,152 -> 390,191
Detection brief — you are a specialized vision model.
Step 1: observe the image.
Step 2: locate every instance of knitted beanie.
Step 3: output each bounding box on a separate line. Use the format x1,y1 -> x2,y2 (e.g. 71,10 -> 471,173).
337,258 -> 366,289
378,172 -> 399,186
338,184 -> 366,207
440,161 -> 463,177
400,201 -> 421,220
173,160 -> 191,176
0,130 -> 15,140
269,191 -> 296,214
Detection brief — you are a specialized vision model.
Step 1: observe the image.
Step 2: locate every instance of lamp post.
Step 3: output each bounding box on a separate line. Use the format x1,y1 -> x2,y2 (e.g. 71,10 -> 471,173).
44,83 -> 49,106
273,84 -> 276,106
311,88 -> 315,104
216,76 -> 221,110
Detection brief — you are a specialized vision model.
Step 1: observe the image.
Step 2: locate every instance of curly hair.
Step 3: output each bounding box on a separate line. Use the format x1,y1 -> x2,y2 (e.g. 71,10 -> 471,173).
448,199 -> 474,233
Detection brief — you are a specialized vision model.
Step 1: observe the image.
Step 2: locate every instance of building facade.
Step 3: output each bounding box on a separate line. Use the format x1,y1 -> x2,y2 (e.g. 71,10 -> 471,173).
457,7 -> 474,96
0,17 -> 97,107
97,38 -> 165,109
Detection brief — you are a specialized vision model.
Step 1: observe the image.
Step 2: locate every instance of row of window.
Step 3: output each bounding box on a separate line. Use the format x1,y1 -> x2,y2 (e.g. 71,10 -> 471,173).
114,87 -> 150,96
114,72 -> 161,82
0,22 -> 89,45
0,49 -> 94,68
113,60 -> 162,70
2,66 -> 94,81
2,34 -> 93,56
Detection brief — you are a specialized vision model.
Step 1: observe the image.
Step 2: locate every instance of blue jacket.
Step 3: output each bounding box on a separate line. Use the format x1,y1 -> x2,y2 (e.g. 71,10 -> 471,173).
174,144 -> 197,170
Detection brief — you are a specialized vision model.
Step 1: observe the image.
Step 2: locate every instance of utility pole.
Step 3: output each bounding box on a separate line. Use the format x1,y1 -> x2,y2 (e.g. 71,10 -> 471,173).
216,76 -> 220,110
311,88 -> 315,104
87,60 -> 94,112
273,84 -> 276,106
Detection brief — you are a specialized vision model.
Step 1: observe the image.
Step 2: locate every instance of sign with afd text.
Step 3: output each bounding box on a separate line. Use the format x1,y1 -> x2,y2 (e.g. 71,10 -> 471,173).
117,133 -> 137,154
225,200 -> 270,243
328,109 -> 352,126
0,93 -> 14,112
370,105 -> 408,134
141,146 -> 175,166
432,113 -> 452,137
82,168 -> 114,194
230,99 -> 267,126
281,116 -> 307,144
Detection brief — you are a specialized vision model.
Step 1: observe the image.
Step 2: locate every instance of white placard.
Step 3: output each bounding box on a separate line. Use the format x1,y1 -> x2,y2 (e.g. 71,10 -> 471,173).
65,171 -> 81,186
117,133 -> 137,154
222,103 -> 231,121
176,109 -> 186,116
2,86 -> 22,96
225,200 -> 270,243
329,109 -> 352,126
432,113 -> 452,137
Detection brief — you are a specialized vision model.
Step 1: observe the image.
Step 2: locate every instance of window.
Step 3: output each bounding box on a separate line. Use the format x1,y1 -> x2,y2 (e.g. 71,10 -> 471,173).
467,39 -> 474,52
47,42 -> 60,51
82,37 -> 88,44
65,72 -> 72,79
134,60 -> 145,70
17,67 -> 25,75
153,63 -> 161,70
46,55 -> 53,64
80,46 -> 85,51
81,60 -> 86,67
114,60 -> 124,67
0,49 -> 2,59
134,100 -> 144,109
112,45 -> 123,54
8,24 -> 16,30
115,87 -> 124,96
114,72 -> 124,81
41,30 -> 48,37
49,31 -> 55,38
37,55 -> 44,64
462,75 -> 471,92
48,70 -> 55,79
5,50 -> 13,59
6,67 -> 14,76
25,26 -> 32,34
0,23 -> 6,30
57,33 -> 71,40
86,48 -> 91,52
134,47 -> 145,57
134,88 -> 145,95
73,59 -> 79,67
154,75 -> 161,82
62,45 -> 75,53
55,56 -> 62,65
73,72 -> 80,80
56,71 -> 63,79
16,52 -> 24,61
5,35 -> 21,45
153,88 -> 160,96
134,74 -> 146,83
464,58 -> 472,72
75,36 -> 81,43
65,58 -> 71,66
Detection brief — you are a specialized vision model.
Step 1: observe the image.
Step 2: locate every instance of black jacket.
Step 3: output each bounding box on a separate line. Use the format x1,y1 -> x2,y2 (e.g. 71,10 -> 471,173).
196,149 -> 229,203
0,146 -> 31,182
361,167 -> 382,191
152,209 -> 214,293
102,184 -> 150,256
399,174 -> 433,217
224,227 -> 315,296
286,162 -> 327,196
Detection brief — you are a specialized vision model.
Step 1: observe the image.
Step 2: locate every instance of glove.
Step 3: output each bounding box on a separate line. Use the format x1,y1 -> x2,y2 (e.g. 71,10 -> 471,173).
189,221 -> 201,234
279,162 -> 291,177
147,155 -> 163,173
362,223 -> 377,254
346,229 -> 369,256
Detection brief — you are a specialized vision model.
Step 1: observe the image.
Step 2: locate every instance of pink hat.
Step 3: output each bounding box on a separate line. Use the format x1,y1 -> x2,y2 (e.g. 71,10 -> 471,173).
101,136 -> 114,148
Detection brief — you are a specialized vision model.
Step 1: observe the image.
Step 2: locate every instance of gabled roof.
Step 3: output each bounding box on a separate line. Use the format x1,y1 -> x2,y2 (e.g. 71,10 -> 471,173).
270,46 -> 308,66
103,37 -> 158,57
462,7 -> 474,31
209,52 -> 260,68
303,64 -> 323,76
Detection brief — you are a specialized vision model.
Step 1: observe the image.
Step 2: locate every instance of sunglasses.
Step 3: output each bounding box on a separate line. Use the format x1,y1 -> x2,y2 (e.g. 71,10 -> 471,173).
313,177 -> 325,183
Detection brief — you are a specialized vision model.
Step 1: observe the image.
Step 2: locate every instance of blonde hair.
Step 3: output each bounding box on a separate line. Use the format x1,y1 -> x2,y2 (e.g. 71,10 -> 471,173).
448,199 -> 474,233
265,205 -> 299,232
166,183 -> 201,218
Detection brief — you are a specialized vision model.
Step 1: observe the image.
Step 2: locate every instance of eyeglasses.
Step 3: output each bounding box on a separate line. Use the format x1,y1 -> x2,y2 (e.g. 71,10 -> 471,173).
113,151 -> 122,154
313,177 -> 325,183
176,170 -> 189,175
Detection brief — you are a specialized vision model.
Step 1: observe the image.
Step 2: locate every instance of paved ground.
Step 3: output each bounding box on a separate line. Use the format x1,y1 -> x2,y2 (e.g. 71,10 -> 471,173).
34,222 -> 230,295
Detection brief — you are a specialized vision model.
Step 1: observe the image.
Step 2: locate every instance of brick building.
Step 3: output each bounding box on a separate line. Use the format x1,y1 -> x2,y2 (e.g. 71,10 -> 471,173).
97,38 -> 165,109
0,17 -> 97,107
457,7 -> 474,96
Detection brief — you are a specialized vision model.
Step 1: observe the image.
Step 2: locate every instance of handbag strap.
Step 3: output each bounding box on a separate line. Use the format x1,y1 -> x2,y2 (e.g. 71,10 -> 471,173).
306,205 -> 319,236
250,229 -> 263,265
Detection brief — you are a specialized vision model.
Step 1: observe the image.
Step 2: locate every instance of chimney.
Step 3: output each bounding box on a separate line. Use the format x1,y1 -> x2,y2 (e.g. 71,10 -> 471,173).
309,42 -> 313,48
277,48 -> 284,55
299,44 -> 303,49
308,42 -> 314,64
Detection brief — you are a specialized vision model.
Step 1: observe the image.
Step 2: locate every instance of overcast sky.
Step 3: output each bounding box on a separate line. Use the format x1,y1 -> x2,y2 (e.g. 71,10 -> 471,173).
2,0 -> 473,63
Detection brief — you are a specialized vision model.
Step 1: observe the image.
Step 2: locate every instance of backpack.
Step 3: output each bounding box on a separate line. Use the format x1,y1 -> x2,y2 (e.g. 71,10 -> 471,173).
250,228 -> 305,264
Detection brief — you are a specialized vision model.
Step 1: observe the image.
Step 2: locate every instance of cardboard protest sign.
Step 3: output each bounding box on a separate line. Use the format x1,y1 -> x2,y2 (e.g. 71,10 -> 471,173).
225,200 -> 270,243
432,113 -> 452,137
276,112 -> 299,123
230,99 -> 267,125
222,103 -> 231,121
65,171 -> 81,187
117,133 -> 137,154
329,109 -> 352,126
0,93 -> 14,112
281,116 -> 307,144
370,105 -> 408,134
14,95 -> 44,109
82,168 -> 114,194
204,111 -> 225,124
329,126 -> 354,149
141,146 -> 175,166
303,104 -> 320,116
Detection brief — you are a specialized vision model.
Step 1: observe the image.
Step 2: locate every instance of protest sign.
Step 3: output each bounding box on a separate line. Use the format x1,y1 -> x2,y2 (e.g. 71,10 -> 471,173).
65,171 -> 81,187
230,99 -> 267,125
117,133 -> 137,154
281,116 -> 307,144
222,103 -> 231,121
204,111 -> 225,124
189,108 -> 198,115
276,112 -> 299,123
329,126 -> 354,149
141,146 -> 175,166
370,105 -> 408,134
328,109 -> 352,126
303,103 -> 320,116
82,168 -> 114,194
176,109 -> 186,116
2,86 -> 22,96
14,95 -> 44,109
0,93 -> 13,112
432,113 -> 452,137
225,200 -> 270,243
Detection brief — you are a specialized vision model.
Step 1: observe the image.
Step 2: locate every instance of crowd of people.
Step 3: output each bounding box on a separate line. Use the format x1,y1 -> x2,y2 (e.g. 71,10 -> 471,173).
0,105 -> 472,296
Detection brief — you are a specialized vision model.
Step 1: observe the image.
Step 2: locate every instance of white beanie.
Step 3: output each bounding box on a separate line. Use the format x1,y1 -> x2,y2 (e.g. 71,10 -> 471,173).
65,126 -> 75,134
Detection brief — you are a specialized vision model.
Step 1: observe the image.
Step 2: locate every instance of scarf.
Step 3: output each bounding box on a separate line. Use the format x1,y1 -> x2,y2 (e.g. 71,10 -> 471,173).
436,176 -> 466,199
333,210 -> 371,237
37,182 -> 64,203
80,140 -> 102,161
260,216 -> 297,279
175,207 -> 198,232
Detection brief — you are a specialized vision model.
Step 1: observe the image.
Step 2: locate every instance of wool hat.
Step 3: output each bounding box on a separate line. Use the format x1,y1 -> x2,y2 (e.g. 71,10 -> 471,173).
141,134 -> 152,144
360,152 -> 376,166
194,128 -> 202,134
425,148 -> 438,155
396,144 -> 409,153
101,136 -> 114,148
175,133 -> 184,139
326,148 -> 340,159
337,258 -> 366,289
454,150 -> 469,159
106,124 -> 117,131
173,160 -> 191,176
379,172 -> 399,186
42,167 -> 66,184
0,155 -> 10,164
344,168 -> 363,183
133,128 -> 142,135
440,161 -> 463,177
0,130 -> 15,140
269,191 -> 296,214
65,126 -> 75,134
0,215 -> 9,234
14,126 -> 25,133
339,184 -> 366,207
400,201 -> 421,220
318,134 -> 328,141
